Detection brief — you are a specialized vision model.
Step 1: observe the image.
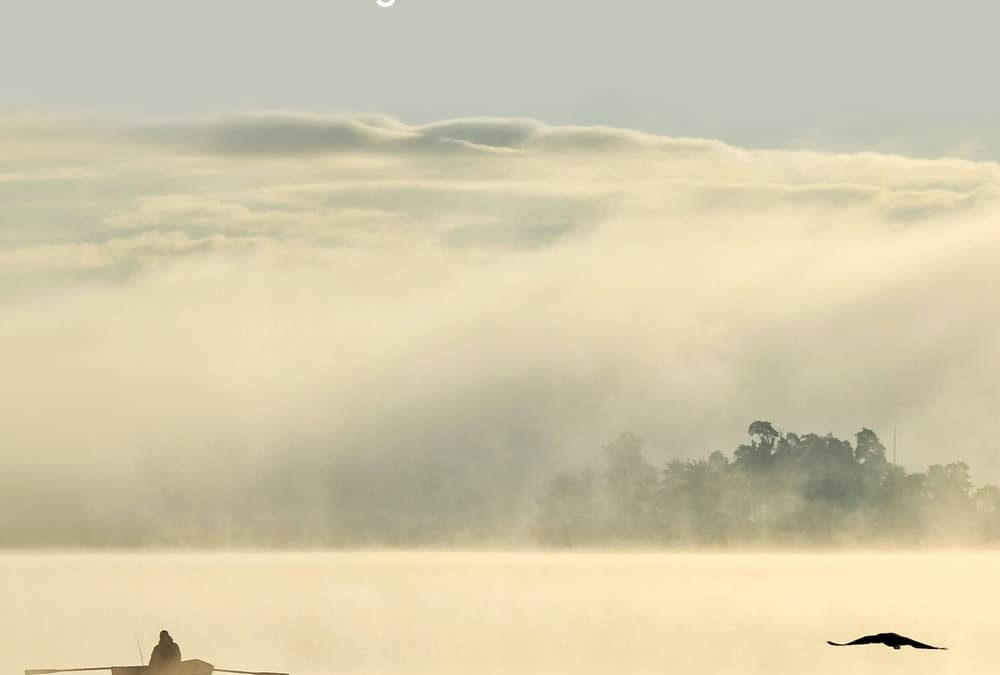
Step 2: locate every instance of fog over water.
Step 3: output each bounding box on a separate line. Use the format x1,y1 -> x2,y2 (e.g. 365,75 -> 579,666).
3,113 -> 1000,544
0,552 -> 988,675
5,4 -> 996,671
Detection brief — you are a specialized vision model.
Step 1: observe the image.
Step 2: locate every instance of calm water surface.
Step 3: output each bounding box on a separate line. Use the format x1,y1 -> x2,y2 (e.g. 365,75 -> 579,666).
1,552 -> 991,675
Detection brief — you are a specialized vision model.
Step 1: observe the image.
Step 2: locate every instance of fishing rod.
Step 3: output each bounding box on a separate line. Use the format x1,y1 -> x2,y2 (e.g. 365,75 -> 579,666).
27,666 -> 289,675
27,669 -> 117,674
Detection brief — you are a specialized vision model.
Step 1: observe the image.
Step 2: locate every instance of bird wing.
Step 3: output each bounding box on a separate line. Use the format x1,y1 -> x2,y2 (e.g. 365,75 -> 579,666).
898,635 -> 946,650
827,634 -> 884,646
851,634 -> 887,645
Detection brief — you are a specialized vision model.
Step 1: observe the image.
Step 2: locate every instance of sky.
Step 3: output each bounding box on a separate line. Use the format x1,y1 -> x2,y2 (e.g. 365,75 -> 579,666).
3,0 -> 1000,157
2,1 -> 1000,541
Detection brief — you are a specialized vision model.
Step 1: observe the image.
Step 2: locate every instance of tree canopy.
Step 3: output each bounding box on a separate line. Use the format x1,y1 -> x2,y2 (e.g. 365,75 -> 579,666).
537,422 -> 1000,547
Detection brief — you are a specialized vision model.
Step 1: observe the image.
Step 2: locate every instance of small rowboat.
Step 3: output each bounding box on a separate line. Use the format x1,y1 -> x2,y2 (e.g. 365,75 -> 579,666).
27,659 -> 289,675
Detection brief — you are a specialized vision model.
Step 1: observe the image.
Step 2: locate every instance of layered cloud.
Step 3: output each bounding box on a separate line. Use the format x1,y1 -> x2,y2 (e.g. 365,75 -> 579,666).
2,112 -> 1000,544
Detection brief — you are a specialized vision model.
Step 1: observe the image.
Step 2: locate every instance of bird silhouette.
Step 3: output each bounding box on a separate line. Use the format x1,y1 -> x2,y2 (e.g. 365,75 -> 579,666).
827,632 -> 946,650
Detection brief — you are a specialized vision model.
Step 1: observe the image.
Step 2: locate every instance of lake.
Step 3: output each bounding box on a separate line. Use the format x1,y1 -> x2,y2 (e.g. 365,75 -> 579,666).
0,552 -> 988,675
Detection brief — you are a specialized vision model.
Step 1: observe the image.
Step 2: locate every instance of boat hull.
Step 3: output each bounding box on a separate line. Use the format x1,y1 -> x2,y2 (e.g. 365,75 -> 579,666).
112,660 -> 213,675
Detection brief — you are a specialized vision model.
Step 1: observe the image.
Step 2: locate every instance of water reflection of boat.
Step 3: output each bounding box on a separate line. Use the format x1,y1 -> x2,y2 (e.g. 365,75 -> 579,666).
27,658 -> 289,675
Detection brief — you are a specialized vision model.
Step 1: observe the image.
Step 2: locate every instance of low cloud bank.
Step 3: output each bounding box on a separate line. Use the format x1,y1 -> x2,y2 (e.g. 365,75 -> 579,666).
2,112 -> 1000,546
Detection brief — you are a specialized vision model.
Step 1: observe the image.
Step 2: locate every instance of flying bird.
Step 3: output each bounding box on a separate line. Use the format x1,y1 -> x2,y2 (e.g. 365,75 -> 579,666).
826,632 -> 946,650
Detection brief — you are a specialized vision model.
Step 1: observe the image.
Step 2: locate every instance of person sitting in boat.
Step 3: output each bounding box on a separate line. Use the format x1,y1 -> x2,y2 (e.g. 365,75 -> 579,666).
149,630 -> 182,670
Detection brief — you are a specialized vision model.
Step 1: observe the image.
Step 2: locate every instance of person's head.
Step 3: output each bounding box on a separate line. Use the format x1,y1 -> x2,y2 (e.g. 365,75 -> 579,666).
160,630 -> 171,642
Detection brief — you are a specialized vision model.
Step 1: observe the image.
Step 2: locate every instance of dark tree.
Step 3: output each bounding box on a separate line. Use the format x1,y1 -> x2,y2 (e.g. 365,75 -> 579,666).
537,422 -> 1000,547
603,433 -> 658,540
537,470 -> 600,545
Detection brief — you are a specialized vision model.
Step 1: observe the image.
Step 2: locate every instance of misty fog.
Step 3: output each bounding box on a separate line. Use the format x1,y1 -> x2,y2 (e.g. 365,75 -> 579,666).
3,113 -> 1000,546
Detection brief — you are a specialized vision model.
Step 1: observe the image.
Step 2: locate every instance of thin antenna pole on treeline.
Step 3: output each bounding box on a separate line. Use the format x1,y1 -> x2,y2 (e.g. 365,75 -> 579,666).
893,425 -> 897,465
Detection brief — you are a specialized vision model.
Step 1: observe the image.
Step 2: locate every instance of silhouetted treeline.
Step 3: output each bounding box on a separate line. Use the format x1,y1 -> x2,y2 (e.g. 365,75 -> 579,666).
537,422 -> 1000,546
5,420 -> 1000,548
